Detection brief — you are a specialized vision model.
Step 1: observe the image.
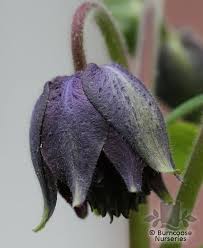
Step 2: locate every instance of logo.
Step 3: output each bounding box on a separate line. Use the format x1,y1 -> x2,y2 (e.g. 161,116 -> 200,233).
145,202 -> 196,243
145,201 -> 196,230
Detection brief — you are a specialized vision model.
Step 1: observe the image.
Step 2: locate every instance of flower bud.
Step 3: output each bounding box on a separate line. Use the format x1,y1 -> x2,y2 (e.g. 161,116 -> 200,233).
156,30 -> 203,121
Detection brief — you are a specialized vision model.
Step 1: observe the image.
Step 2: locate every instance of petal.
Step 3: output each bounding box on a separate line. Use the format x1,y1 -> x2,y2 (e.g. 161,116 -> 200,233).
88,152 -> 131,219
74,202 -> 88,219
57,180 -> 72,205
103,127 -> 145,192
57,180 -> 88,219
82,63 -> 175,173
29,82 -> 57,232
143,167 -> 173,204
41,74 -> 108,207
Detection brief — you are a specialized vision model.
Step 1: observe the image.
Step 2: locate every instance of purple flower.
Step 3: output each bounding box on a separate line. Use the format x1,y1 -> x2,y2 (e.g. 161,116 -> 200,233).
30,63 -> 175,231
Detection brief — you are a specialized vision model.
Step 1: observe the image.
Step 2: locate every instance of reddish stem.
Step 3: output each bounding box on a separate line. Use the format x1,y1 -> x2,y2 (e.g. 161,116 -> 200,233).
71,1 -> 128,72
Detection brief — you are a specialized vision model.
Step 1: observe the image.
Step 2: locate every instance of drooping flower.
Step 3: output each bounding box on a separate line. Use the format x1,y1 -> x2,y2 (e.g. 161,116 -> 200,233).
30,63 -> 176,232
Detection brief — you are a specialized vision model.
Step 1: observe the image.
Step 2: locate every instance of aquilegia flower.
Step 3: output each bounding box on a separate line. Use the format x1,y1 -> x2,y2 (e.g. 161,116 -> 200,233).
30,63 -> 176,231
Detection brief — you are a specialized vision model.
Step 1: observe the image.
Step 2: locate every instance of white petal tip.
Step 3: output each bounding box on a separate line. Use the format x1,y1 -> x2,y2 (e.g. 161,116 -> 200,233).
72,198 -> 83,208
72,184 -> 85,208
128,185 -> 139,193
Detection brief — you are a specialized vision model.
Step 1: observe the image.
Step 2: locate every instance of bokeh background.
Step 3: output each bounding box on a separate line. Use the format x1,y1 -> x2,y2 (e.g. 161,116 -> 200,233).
152,1 -> 203,247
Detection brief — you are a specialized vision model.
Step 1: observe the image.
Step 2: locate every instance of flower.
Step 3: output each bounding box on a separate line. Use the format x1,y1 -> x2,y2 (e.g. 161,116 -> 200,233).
30,63 -> 176,232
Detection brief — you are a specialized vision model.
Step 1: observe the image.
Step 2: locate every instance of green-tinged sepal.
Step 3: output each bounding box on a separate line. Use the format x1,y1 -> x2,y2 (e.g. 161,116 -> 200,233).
30,82 -> 57,232
33,206 -> 50,232
82,63 -> 176,174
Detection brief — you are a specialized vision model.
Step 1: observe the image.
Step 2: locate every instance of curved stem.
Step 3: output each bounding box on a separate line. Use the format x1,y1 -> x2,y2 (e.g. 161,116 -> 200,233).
166,94 -> 203,125
71,1 -> 128,71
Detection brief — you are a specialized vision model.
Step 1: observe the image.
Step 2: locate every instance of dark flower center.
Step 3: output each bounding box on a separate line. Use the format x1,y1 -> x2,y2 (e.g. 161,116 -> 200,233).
57,151 -> 151,221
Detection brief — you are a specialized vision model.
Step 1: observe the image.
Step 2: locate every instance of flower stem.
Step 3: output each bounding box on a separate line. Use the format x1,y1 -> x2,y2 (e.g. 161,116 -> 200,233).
129,204 -> 149,248
160,120 -> 203,248
71,1 -> 128,71
166,94 -> 203,125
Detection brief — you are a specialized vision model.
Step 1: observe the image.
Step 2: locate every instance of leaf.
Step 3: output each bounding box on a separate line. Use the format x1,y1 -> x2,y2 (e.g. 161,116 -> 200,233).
167,121 -> 198,174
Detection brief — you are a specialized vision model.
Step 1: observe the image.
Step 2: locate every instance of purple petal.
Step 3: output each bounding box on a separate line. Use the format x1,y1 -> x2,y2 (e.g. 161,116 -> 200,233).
41,74 -> 108,207
82,63 -> 175,174
103,128 -> 145,192
74,202 -> 88,219
29,82 -> 57,232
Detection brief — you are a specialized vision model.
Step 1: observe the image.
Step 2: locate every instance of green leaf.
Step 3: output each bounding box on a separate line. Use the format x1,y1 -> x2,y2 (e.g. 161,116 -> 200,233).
167,121 -> 198,174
